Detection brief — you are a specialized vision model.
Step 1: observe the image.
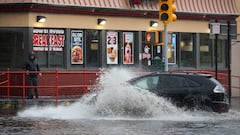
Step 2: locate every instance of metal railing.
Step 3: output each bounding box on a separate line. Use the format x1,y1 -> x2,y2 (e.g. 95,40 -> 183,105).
0,69 -> 100,106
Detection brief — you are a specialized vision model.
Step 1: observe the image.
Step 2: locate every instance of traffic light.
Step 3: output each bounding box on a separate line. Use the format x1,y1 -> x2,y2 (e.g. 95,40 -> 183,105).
159,0 -> 177,25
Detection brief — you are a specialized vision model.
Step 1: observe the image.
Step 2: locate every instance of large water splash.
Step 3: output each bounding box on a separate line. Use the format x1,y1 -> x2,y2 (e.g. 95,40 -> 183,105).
18,68 -> 240,121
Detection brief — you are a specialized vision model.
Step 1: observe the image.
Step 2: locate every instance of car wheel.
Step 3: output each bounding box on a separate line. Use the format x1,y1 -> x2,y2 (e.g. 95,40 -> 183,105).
183,95 -> 213,112
183,95 -> 202,110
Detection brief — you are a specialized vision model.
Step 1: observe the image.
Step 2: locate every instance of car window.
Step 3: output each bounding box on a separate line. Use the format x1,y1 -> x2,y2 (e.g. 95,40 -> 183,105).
183,77 -> 200,87
158,75 -> 200,88
131,76 -> 159,90
158,75 -> 178,88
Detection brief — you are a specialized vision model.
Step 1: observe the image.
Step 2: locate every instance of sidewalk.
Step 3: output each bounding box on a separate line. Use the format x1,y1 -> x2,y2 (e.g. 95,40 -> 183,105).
0,98 -> 76,110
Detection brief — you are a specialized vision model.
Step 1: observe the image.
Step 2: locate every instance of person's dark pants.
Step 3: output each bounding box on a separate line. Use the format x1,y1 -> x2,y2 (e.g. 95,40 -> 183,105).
27,76 -> 38,99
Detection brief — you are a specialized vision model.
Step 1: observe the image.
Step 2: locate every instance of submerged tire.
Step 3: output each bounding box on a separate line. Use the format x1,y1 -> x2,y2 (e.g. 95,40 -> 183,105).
183,95 -> 212,112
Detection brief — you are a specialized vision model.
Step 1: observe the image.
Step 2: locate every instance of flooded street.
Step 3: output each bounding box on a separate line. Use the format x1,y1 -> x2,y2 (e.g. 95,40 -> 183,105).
1,68 -> 240,135
1,110 -> 240,135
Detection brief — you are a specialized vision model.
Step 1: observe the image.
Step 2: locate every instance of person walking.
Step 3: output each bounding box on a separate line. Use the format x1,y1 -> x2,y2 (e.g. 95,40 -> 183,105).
24,52 -> 41,99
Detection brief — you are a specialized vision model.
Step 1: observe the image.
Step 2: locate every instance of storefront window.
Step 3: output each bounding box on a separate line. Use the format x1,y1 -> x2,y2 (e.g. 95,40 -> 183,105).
36,51 -> 64,68
180,33 -> 194,67
50,52 -> 64,67
0,32 -> 24,69
200,34 -> 213,67
33,28 -> 65,68
216,39 -> 226,67
37,52 -> 48,68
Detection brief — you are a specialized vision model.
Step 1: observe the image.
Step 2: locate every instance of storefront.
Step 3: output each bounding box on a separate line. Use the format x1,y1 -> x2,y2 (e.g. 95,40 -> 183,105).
0,0 -> 238,71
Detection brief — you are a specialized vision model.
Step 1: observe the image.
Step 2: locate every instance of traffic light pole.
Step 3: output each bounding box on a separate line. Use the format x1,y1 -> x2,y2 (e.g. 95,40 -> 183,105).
159,0 -> 177,72
164,24 -> 168,72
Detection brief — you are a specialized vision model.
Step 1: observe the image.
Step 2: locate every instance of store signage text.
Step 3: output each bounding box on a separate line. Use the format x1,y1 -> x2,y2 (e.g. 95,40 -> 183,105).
33,29 -> 65,52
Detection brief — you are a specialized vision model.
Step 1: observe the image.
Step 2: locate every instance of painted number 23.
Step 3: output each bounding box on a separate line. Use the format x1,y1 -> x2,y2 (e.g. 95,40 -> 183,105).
107,36 -> 116,45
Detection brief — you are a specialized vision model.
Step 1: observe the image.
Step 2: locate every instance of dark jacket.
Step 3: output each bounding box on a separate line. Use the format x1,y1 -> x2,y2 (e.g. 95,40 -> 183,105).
24,53 -> 40,77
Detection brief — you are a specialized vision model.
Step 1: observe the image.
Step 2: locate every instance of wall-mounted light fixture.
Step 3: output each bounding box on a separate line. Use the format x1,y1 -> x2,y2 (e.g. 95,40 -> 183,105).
150,21 -> 158,27
98,19 -> 106,25
36,16 -> 46,23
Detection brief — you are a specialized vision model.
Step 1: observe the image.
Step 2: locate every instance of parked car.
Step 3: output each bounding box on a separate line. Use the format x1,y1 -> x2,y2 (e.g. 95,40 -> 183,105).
127,72 -> 229,113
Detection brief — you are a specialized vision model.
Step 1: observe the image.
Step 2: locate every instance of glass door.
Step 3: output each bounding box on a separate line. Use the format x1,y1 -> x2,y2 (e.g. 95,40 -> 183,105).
86,30 -> 100,68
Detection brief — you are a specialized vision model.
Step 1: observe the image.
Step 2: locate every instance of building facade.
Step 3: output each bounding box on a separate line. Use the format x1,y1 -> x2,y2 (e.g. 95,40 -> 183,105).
232,0 -> 240,97
0,0 -> 239,95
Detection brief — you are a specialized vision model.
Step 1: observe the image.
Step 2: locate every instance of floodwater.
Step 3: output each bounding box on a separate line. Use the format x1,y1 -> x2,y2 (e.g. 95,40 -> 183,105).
1,68 -> 240,135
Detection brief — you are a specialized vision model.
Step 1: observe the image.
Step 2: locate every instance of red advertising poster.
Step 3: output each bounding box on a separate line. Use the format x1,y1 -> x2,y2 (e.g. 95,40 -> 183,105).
71,30 -> 83,64
106,32 -> 118,64
123,32 -> 134,64
33,29 -> 65,52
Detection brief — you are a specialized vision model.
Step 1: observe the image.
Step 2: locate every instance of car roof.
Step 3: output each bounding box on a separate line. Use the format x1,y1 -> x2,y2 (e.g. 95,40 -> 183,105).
149,72 -> 213,78
127,72 -> 213,83
127,71 -> 219,88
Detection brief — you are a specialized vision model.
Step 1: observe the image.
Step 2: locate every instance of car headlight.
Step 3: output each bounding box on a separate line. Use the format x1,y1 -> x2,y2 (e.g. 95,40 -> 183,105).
213,85 -> 226,93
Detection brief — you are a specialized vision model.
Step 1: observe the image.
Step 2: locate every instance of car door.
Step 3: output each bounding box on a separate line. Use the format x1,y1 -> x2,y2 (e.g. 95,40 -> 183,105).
157,75 -> 191,97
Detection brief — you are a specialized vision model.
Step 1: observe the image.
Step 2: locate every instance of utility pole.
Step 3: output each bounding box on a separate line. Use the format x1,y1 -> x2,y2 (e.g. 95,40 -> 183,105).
163,25 -> 168,71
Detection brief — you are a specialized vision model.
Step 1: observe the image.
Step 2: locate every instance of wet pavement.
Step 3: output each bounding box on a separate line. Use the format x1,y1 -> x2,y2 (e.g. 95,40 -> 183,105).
0,97 -> 240,135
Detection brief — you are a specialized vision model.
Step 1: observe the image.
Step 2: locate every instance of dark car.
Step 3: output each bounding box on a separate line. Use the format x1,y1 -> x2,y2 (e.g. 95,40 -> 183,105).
127,72 -> 229,113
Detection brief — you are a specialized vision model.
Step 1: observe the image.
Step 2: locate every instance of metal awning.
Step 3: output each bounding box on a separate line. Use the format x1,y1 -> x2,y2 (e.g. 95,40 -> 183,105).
0,0 -> 239,16
175,0 -> 239,15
